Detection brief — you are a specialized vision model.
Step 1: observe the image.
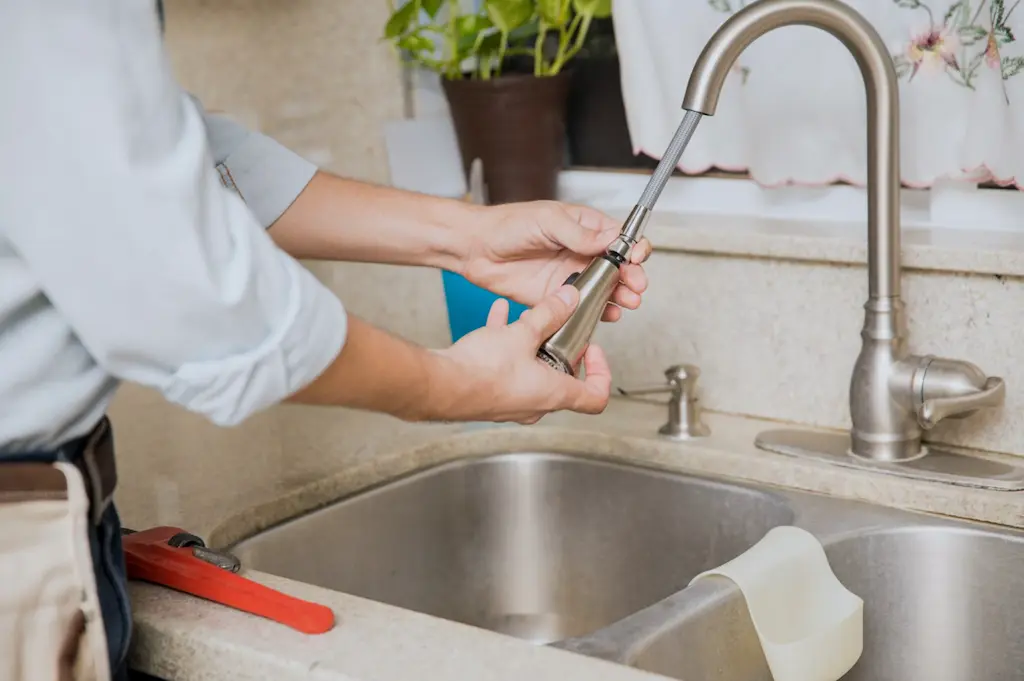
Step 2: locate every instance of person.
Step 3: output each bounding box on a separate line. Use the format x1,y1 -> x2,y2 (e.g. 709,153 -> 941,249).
0,2 -> 651,680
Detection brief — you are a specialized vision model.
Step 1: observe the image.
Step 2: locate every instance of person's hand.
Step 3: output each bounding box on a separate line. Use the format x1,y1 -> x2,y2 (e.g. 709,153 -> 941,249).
432,285 -> 612,423
461,201 -> 652,322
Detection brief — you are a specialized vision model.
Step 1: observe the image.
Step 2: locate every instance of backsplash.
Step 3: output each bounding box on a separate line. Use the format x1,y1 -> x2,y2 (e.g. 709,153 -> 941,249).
595,247 -> 1022,456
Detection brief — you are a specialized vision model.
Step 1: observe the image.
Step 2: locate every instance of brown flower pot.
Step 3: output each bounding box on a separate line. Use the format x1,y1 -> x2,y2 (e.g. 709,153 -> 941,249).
443,72 -> 570,205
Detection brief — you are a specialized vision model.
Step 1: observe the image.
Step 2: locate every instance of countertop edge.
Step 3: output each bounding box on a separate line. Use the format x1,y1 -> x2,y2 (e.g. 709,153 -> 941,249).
127,572 -> 668,681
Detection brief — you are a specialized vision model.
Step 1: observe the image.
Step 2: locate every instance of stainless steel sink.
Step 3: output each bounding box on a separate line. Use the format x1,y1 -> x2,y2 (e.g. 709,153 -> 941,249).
231,451 -> 1024,680
554,493 -> 1024,680
231,452 -> 794,642
622,525 -> 1024,681
830,527 -> 1024,680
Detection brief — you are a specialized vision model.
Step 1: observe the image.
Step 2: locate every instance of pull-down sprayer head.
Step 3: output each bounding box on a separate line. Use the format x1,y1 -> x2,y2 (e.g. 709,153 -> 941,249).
537,110 -> 704,375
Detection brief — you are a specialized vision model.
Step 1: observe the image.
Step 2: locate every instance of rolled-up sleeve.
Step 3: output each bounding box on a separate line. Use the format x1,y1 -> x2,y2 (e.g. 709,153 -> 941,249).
197,103 -> 318,229
0,0 -> 346,426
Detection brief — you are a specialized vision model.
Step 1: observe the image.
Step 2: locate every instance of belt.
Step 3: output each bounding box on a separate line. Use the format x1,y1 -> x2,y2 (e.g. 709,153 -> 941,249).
0,418 -> 118,525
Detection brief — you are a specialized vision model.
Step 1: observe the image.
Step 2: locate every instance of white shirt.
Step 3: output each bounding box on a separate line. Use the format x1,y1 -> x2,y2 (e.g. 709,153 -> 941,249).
0,0 -> 348,452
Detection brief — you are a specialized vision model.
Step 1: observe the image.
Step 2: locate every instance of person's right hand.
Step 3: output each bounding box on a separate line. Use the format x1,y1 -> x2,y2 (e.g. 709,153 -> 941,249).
432,285 -> 612,424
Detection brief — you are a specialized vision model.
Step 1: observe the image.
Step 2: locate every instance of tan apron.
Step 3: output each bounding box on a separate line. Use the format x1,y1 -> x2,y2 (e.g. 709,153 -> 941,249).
0,462 -> 111,681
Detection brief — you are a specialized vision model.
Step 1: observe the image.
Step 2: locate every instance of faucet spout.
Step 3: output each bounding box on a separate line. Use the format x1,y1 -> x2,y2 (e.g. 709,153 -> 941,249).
683,0 -> 916,459
682,0 -> 901,300
696,0 -> 1010,465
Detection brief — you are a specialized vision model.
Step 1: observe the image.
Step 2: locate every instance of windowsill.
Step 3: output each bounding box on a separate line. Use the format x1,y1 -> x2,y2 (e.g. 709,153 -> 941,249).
558,169 -> 1024,278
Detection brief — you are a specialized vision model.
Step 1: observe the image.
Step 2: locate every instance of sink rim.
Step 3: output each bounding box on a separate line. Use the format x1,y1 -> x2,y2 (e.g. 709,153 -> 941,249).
227,449 -> 798,550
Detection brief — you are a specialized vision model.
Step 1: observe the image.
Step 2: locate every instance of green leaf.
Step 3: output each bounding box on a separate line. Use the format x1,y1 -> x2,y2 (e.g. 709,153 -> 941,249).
991,0 -> 1007,27
455,15 -> 497,53
384,1 -> 418,39
996,25 -> 1015,45
484,0 -> 535,33
572,0 -> 612,18
895,0 -> 921,8
537,0 -> 570,26
944,0 -> 968,27
456,13 -> 494,38
708,0 -> 732,11
421,0 -> 445,17
473,30 -> 505,55
397,32 -> 435,54
1002,55 -> 1024,78
959,24 -> 988,45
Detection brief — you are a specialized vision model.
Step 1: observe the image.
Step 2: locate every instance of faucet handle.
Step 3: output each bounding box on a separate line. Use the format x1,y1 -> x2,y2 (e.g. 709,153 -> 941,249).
664,364 -> 700,389
616,364 -> 701,398
910,356 -> 1007,430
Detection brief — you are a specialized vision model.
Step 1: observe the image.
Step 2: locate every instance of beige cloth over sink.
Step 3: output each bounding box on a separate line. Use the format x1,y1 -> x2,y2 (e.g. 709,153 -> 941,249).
691,526 -> 863,681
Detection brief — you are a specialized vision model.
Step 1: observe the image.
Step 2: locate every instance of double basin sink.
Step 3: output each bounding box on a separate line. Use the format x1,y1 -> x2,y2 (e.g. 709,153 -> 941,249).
231,452 -> 1024,680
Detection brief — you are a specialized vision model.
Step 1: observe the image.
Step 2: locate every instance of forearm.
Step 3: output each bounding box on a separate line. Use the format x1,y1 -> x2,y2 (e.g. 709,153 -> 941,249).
286,315 -> 461,421
268,171 -> 481,271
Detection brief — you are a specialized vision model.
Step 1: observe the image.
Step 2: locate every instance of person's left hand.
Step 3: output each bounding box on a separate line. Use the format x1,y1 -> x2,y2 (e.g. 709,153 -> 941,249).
461,201 -> 652,322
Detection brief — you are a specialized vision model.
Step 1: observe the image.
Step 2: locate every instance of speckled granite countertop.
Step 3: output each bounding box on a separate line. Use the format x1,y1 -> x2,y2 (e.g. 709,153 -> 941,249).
127,398 -> 1024,681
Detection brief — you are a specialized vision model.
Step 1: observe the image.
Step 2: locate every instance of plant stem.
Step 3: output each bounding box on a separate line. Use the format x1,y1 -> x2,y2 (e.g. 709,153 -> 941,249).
969,0 -> 985,26
1006,0 -> 1021,21
496,31 -> 509,78
534,22 -> 548,76
551,12 -> 590,73
445,0 -> 459,79
470,28 -> 489,79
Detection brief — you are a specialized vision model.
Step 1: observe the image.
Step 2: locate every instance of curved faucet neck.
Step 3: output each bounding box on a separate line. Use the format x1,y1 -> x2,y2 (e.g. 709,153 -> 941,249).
682,0 -> 901,300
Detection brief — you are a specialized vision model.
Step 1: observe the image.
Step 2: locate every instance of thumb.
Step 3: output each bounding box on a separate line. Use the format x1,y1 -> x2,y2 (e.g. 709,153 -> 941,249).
486,298 -> 510,328
516,285 -> 579,343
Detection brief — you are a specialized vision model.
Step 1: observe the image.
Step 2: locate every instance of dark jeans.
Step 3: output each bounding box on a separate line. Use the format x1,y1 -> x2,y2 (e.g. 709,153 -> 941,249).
95,503 -> 133,681
0,452 -> 132,680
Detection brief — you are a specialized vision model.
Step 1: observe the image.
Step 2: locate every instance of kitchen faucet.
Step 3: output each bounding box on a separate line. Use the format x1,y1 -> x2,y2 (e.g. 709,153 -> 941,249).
542,0 -> 1018,488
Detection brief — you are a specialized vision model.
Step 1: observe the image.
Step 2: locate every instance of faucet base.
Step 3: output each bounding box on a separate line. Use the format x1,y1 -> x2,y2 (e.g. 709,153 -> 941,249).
754,429 -> 1024,491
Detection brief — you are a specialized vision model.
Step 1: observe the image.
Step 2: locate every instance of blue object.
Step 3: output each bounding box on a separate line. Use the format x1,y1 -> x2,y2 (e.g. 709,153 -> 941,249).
442,271 -> 527,342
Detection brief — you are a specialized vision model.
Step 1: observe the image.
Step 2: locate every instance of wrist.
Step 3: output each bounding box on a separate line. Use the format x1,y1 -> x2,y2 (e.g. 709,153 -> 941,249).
424,197 -> 488,276
414,348 -> 473,422
430,193 -> 497,276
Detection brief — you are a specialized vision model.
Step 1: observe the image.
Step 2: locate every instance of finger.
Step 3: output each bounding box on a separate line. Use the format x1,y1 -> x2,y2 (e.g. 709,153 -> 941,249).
630,238 -> 653,264
516,285 -> 579,342
486,298 -> 510,328
562,203 -> 621,232
610,285 -> 641,310
600,303 -> 623,322
544,208 -> 610,256
620,263 -> 649,294
568,344 -> 612,414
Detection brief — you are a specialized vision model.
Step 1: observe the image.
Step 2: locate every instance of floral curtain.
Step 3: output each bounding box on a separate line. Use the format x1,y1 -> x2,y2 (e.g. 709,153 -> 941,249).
612,0 -> 1023,188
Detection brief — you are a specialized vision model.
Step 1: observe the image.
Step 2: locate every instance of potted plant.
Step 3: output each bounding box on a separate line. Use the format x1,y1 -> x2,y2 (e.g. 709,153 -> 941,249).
383,0 -> 613,204
565,16 -> 653,169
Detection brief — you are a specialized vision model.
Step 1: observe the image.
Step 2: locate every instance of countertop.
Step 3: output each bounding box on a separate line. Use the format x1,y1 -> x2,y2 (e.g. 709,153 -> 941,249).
127,398 -> 1024,681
